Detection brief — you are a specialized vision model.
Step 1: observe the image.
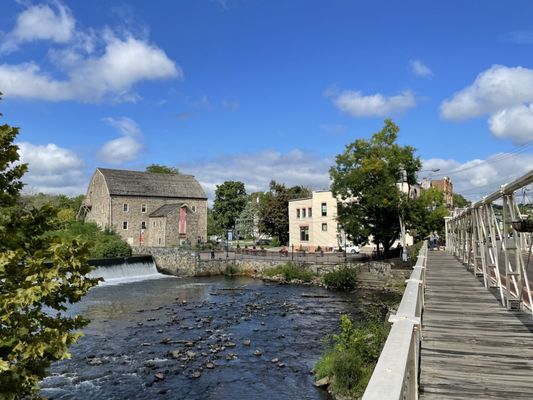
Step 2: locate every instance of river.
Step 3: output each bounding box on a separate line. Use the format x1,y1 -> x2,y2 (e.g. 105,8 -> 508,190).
40,274 -> 393,400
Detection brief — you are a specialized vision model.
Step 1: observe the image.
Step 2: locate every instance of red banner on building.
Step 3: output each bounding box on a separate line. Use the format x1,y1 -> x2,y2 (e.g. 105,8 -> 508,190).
179,207 -> 187,234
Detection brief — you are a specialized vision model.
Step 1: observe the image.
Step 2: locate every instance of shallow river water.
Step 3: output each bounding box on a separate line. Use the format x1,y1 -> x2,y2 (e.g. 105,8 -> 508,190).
41,276 -> 390,400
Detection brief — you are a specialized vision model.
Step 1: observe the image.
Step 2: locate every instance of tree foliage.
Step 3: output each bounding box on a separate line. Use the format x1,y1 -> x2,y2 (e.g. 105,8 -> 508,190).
145,164 -> 180,174
236,193 -> 261,239
258,181 -> 310,245
212,181 -> 247,232
409,187 -> 449,239
453,193 -> 470,209
330,119 -> 421,255
0,104 -> 99,398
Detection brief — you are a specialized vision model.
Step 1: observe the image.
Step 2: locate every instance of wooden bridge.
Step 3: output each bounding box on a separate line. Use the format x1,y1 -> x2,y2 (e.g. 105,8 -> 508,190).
363,170 -> 533,400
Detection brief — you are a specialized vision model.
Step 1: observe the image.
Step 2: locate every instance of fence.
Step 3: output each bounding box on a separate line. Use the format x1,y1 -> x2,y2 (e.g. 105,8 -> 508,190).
362,241 -> 427,400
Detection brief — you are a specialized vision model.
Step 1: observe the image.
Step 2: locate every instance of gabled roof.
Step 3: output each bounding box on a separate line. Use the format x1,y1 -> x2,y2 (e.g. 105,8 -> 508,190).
97,168 -> 207,199
149,204 -> 184,217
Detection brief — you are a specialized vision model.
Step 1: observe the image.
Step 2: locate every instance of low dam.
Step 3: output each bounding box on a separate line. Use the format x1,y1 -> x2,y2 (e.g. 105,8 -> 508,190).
87,255 -> 169,286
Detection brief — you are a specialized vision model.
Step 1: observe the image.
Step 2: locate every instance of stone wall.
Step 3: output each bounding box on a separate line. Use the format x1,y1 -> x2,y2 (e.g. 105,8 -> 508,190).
133,246 -> 409,288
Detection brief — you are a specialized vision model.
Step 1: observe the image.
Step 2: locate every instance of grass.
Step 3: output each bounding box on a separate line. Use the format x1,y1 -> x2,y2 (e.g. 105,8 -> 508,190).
315,314 -> 390,398
263,262 -> 315,282
323,267 -> 358,290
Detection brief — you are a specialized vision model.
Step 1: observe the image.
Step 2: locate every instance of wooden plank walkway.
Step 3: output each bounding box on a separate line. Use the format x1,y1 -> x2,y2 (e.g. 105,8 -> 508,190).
420,251 -> 533,399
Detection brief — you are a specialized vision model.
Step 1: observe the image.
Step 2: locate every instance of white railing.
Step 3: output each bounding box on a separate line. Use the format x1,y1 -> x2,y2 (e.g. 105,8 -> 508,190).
447,169 -> 533,311
362,242 -> 427,400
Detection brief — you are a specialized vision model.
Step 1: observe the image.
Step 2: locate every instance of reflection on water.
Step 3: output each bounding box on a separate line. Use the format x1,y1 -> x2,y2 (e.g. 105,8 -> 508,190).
41,276 -> 376,400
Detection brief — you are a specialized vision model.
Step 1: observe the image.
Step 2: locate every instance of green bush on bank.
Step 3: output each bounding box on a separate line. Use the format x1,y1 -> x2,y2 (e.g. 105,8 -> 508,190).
323,267 -> 358,290
46,221 -> 132,259
264,262 -> 315,282
315,314 -> 390,398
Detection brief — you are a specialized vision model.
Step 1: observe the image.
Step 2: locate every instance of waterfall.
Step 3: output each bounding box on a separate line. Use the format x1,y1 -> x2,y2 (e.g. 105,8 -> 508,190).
88,256 -> 170,286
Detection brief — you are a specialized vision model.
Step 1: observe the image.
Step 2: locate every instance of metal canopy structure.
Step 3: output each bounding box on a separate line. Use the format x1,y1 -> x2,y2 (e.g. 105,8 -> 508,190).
445,169 -> 533,311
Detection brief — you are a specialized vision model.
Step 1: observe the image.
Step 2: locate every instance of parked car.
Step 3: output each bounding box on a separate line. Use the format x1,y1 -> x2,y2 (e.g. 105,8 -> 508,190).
256,238 -> 271,246
345,244 -> 360,254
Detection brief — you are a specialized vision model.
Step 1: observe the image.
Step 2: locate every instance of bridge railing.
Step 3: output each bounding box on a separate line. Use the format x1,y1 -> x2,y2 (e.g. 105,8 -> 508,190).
446,169 -> 533,312
362,241 -> 427,400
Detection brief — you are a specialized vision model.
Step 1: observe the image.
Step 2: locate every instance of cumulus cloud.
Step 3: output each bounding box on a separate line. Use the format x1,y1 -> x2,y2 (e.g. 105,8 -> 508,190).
328,89 -> 416,117
488,104 -> 533,144
1,2 -> 75,52
409,60 -> 433,78
422,152 -> 533,201
98,117 -> 144,164
180,150 -> 333,203
17,142 -> 87,195
0,2 -> 181,102
440,65 -> 533,120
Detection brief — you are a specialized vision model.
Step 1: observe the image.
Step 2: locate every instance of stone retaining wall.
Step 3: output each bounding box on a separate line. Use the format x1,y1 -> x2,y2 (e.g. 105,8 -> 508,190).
132,246 -> 409,288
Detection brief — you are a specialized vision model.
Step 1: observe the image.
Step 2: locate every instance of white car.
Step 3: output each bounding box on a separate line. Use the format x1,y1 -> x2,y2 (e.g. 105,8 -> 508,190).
335,244 -> 360,254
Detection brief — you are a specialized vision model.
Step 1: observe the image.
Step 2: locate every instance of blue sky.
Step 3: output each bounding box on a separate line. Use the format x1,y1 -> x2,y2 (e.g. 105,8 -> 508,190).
1,0 -> 532,201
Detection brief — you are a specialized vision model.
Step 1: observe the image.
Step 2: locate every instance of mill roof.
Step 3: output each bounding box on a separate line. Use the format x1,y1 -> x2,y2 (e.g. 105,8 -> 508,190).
149,204 -> 184,217
97,168 -> 207,199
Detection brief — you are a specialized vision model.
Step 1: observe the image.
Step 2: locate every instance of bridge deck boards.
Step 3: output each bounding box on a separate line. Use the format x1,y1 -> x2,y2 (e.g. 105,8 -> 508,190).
419,251 -> 533,399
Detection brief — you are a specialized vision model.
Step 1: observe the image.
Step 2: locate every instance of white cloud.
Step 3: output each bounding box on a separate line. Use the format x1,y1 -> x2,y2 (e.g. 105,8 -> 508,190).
0,34 -> 180,102
328,89 -> 416,117
440,65 -> 533,120
0,2 -> 181,103
98,117 -> 144,164
180,150 -> 333,203
488,104 -> 533,144
409,60 -> 433,78
17,142 -> 87,195
422,152 -> 533,201
1,2 -> 75,53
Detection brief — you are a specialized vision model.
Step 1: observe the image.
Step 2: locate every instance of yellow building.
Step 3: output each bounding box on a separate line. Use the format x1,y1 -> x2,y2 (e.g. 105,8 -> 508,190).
288,191 -> 343,251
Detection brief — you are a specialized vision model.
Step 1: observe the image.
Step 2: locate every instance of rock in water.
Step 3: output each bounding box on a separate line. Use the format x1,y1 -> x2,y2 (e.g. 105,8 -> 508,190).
192,371 -> 202,379
154,373 -> 165,381
314,377 -> 330,387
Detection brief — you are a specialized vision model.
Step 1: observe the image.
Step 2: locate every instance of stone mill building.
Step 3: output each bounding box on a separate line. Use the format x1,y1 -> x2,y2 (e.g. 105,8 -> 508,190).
79,168 -> 207,247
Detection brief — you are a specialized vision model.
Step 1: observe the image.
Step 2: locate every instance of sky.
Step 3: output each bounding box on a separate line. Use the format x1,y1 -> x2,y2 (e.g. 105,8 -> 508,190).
1,0 -> 533,203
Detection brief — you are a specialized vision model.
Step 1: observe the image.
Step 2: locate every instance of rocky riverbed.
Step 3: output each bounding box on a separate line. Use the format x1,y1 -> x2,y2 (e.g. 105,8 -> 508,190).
40,276 -> 397,400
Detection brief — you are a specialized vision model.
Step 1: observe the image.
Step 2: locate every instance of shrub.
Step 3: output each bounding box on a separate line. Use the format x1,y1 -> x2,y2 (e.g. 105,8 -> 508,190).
324,267 -> 358,290
315,315 -> 390,398
270,237 -> 280,247
264,262 -> 315,282
224,263 -> 241,276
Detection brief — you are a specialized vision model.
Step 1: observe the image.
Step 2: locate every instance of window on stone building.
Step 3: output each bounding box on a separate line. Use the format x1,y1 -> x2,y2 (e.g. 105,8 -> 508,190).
152,220 -> 156,228
321,203 -> 327,216
141,221 -> 146,230
192,205 -> 196,212
158,238 -> 162,245
322,223 -> 327,231
302,208 -> 306,218
300,226 -> 309,241
297,209 -> 300,218
141,204 -> 146,213
123,203 -> 128,212
308,207 -> 312,217
123,221 -> 128,230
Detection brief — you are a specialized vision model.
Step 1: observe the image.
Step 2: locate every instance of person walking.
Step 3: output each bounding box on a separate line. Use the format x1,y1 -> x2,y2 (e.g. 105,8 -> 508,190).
429,232 -> 435,250
434,231 -> 440,250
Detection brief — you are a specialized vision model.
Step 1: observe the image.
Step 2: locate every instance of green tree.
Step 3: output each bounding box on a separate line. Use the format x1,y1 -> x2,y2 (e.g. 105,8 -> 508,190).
237,193 -> 261,239
410,187 -> 449,239
330,119 -> 421,256
453,193 -> 470,209
258,181 -> 310,245
145,164 -> 180,174
213,181 -> 247,232
0,102 -> 99,398
207,207 -> 222,237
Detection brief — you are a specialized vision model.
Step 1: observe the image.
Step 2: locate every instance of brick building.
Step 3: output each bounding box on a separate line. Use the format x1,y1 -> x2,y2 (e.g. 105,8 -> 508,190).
79,168 -> 207,247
